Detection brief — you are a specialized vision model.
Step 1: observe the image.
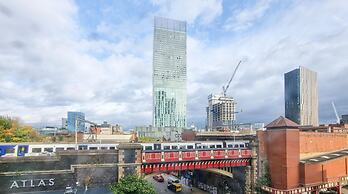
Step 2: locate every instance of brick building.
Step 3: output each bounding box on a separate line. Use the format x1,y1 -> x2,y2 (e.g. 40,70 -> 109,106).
258,116 -> 348,193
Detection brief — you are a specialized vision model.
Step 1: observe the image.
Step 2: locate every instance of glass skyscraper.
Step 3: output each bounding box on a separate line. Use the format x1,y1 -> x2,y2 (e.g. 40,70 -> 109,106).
153,17 -> 187,128
67,111 -> 85,132
284,66 -> 318,126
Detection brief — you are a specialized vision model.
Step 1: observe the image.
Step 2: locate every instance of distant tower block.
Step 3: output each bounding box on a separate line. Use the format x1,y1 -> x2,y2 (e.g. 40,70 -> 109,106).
285,66 -> 318,126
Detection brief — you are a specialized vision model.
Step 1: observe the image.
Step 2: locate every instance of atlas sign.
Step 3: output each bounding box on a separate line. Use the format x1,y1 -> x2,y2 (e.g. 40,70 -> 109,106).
9,178 -> 55,189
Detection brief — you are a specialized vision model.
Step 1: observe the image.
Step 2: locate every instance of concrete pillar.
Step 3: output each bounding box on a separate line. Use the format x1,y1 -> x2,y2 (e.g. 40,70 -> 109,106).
250,141 -> 258,193
245,166 -> 252,194
117,143 -> 142,180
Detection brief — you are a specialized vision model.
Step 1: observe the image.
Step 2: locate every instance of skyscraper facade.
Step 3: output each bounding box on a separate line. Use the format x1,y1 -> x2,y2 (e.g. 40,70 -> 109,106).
153,17 -> 187,128
67,111 -> 85,132
284,66 -> 318,126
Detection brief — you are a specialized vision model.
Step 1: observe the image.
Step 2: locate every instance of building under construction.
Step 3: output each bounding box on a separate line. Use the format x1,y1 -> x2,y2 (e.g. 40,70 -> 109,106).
206,60 -> 242,131
206,94 -> 236,131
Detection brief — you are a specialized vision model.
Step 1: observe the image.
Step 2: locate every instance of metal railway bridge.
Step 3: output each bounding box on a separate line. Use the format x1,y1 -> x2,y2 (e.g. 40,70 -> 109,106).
141,148 -> 252,173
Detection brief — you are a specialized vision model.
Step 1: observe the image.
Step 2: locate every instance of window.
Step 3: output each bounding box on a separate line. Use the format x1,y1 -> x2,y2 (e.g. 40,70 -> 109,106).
234,144 -> 239,148
145,146 -> 152,150
172,146 -> 178,150
67,147 -> 75,150
180,145 -> 186,150
44,148 -> 53,152
164,146 -> 170,150
209,145 -> 215,149
89,147 -> 97,150
56,148 -> 64,151
78,146 -> 87,150
109,147 -> 115,150
187,145 -> 193,149
101,147 -> 107,150
228,145 -> 233,148
216,145 -> 222,148
240,144 -> 245,148
32,148 -> 42,153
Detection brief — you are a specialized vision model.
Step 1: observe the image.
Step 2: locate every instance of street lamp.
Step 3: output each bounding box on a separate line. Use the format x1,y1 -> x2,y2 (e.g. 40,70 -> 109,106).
75,119 -> 78,150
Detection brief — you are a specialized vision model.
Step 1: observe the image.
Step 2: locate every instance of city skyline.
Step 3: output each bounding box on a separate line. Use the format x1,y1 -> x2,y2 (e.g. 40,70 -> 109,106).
0,1 -> 348,129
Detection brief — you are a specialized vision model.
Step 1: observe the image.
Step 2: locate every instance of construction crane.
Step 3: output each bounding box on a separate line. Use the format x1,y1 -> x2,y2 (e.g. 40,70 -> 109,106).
331,101 -> 341,124
222,60 -> 242,96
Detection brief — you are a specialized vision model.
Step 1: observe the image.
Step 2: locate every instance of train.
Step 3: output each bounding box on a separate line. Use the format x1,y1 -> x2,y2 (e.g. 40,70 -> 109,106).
0,140 -> 250,158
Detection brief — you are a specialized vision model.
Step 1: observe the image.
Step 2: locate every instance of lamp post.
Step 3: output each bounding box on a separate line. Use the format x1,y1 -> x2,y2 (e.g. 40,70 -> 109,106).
75,119 -> 78,150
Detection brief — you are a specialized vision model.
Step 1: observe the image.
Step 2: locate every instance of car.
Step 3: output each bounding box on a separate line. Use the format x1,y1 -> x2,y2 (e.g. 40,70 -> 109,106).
64,186 -> 77,194
153,174 -> 164,182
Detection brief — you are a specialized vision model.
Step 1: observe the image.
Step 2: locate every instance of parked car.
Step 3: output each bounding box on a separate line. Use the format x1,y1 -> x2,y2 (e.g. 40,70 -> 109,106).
153,174 -> 164,182
64,186 -> 77,194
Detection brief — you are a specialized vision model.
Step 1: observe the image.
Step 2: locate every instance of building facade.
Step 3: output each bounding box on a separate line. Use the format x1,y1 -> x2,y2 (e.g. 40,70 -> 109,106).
284,66 -> 318,126
61,118 -> 67,129
67,111 -> 85,132
134,126 -> 183,142
342,114 -> 348,124
153,16 -> 187,128
206,94 -> 236,130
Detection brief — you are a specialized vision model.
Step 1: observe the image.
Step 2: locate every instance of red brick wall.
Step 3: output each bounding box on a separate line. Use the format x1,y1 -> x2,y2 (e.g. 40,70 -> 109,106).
300,157 -> 348,185
324,157 -> 348,182
266,129 -> 299,190
257,131 -> 267,161
181,130 -> 196,141
300,162 -> 323,185
300,132 -> 347,154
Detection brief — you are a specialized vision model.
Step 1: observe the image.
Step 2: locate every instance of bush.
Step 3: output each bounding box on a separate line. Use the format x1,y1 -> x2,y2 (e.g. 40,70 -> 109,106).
110,174 -> 156,194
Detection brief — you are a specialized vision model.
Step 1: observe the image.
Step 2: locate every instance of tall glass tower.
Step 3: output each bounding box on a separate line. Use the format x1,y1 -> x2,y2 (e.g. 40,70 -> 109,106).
67,111 -> 85,132
153,17 -> 187,128
284,66 -> 318,126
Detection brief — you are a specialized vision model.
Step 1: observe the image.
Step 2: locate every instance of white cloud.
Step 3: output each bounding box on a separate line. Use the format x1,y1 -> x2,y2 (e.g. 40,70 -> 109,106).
187,0 -> 348,124
224,0 -> 274,31
0,0 -> 348,129
152,0 -> 223,24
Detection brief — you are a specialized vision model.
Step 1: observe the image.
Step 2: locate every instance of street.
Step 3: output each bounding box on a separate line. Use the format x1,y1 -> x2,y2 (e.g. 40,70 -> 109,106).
16,187 -> 113,194
145,173 -> 208,194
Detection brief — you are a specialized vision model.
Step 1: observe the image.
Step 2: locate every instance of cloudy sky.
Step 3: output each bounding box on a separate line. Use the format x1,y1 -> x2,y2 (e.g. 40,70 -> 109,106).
0,0 -> 347,129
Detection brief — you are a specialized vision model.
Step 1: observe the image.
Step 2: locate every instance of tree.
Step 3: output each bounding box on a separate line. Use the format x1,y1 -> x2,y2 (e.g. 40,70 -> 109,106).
138,136 -> 160,143
0,116 -> 42,142
255,165 -> 271,193
110,174 -> 156,194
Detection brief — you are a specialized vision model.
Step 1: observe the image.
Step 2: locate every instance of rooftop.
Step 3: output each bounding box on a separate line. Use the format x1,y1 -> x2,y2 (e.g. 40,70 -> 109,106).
300,148 -> 348,164
265,116 -> 299,129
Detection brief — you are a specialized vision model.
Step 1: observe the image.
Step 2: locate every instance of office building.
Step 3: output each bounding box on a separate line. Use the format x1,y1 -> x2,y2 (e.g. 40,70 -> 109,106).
153,16 -> 187,128
67,111 -> 85,132
284,66 -> 318,126
206,94 -> 236,130
61,118 -> 67,129
342,114 -> 348,124
134,125 -> 183,142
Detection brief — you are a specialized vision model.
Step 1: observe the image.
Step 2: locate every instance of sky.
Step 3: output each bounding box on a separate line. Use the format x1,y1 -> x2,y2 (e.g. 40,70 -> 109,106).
0,0 -> 347,129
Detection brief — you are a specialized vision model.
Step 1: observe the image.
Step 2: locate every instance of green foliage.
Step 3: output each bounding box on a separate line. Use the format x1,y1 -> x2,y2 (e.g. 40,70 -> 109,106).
110,174 -> 156,194
138,136 -> 160,143
0,116 -> 42,142
255,166 -> 271,193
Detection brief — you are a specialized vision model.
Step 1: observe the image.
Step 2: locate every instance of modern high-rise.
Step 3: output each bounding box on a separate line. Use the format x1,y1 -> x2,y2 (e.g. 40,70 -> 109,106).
67,111 -> 85,132
206,94 -> 236,130
153,17 -> 187,128
284,66 -> 318,126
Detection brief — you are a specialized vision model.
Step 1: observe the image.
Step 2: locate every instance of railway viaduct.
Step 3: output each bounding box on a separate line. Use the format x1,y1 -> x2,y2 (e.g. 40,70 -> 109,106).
0,142 -> 257,193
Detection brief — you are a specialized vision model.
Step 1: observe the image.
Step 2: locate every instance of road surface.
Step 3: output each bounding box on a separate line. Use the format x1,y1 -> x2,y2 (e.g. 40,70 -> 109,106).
145,173 -> 208,194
